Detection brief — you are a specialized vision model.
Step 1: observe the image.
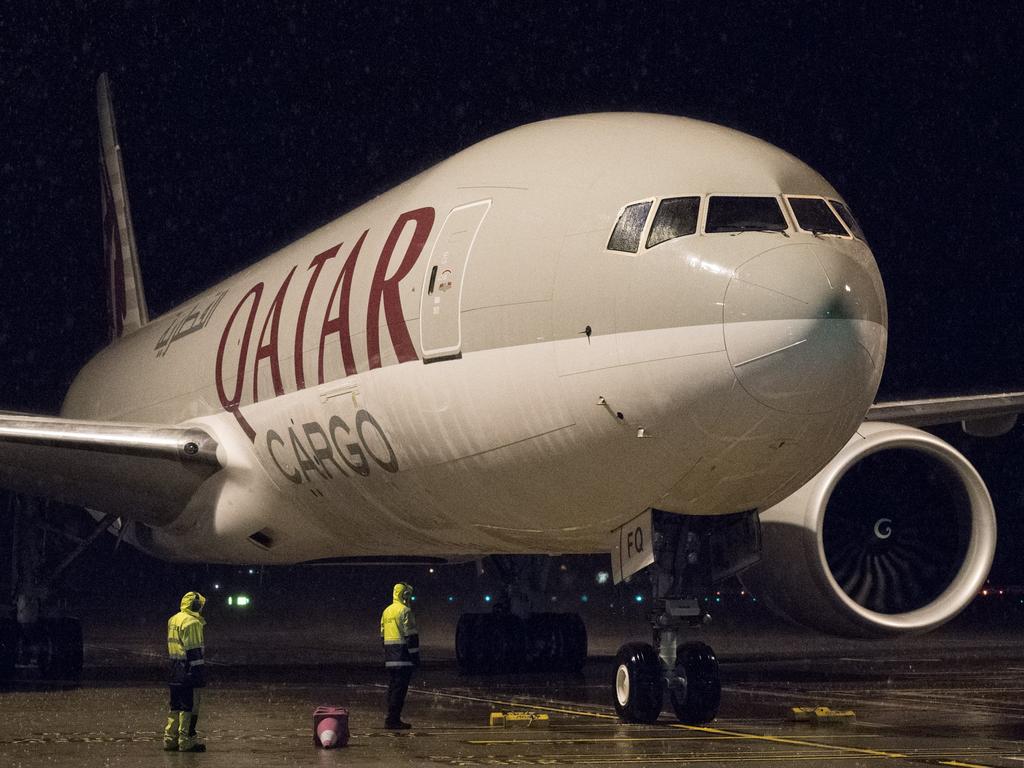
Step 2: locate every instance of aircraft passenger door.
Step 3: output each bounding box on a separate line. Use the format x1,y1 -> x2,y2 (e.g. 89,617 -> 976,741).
419,199 -> 491,360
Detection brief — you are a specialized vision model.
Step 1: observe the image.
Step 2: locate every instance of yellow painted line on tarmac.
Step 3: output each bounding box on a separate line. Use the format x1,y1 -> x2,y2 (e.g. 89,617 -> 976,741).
670,722 -> 905,759
514,753 -> 1003,765
469,734 -> 745,745
409,686 -> 1005,767
468,734 -> 886,745
410,687 -> 908,761
508,755 -> 895,764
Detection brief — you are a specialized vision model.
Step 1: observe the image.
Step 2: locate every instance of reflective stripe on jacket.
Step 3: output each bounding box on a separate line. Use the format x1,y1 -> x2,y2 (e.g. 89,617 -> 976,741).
381,583 -> 419,668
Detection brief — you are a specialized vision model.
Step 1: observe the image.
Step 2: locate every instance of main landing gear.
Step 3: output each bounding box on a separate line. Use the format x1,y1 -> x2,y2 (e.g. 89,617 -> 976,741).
612,510 -> 760,725
1,494 -> 111,684
455,555 -> 588,674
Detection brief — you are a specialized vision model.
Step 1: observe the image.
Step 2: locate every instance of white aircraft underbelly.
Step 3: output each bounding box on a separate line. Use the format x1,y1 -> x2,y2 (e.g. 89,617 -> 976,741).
130,313 -> 878,564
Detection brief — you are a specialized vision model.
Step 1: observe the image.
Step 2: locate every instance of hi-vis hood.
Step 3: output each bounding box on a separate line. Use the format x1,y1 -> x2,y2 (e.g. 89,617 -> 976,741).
180,590 -> 207,619
392,583 -> 412,606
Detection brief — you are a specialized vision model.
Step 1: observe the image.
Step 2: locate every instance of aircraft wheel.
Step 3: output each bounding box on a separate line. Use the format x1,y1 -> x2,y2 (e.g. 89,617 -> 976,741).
523,614 -> 588,672
456,613 -> 525,673
558,613 -> 587,673
669,641 -> 720,724
0,618 -> 17,682
524,613 -> 554,670
612,642 -> 663,723
455,614 -> 483,673
38,618 -> 83,682
487,614 -> 526,673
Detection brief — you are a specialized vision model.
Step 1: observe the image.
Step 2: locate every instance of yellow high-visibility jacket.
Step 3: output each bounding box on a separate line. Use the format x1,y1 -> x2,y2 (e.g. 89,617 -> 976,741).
168,591 -> 207,686
380,583 -> 419,668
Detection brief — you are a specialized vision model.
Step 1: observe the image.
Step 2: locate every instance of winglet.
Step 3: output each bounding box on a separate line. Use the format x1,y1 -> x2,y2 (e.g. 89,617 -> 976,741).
98,72 -> 149,340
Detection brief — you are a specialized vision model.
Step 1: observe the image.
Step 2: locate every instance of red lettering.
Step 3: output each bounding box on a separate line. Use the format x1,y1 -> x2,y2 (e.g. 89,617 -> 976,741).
215,283 -> 264,441
366,208 -> 435,369
252,267 -> 296,403
318,231 -> 367,383
294,244 -> 341,391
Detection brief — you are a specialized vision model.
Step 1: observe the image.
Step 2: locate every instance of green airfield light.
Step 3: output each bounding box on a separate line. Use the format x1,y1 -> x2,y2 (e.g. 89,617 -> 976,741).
228,594 -> 251,607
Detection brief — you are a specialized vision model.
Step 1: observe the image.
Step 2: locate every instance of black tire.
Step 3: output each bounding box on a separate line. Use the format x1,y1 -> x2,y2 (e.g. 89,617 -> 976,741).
38,617 -> 83,682
524,613 -> 554,671
528,612 -> 573,672
0,618 -> 17,683
521,613 -> 587,673
455,613 -> 482,673
612,642 -> 663,723
456,613 -> 526,674
558,614 -> 587,673
487,614 -> 526,673
668,641 -> 720,725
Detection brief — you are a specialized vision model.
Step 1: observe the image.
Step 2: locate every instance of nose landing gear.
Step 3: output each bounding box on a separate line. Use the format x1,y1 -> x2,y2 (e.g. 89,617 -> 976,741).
611,510 -> 759,725
612,611 -> 722,725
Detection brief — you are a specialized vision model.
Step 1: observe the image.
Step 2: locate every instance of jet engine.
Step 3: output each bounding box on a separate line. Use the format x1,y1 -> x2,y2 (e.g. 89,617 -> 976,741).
740,421 -> 996,637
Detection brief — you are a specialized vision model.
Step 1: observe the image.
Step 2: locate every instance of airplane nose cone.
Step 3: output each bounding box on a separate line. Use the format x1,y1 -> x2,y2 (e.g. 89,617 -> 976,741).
724,243 -> 887,415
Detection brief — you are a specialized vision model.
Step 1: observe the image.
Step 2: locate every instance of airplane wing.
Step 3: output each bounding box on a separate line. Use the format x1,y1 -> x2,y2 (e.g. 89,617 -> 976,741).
866,392 -> 1024,435
0,413 -> 221,526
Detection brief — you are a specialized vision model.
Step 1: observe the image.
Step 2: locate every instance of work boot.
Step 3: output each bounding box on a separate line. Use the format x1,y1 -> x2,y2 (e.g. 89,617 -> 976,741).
163,711 -> 181,750
178,710 -> 205,751
384,719 -> 412,730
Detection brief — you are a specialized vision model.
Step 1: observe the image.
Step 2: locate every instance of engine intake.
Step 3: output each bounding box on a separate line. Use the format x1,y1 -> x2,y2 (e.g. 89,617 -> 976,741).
741,421 -> 995,637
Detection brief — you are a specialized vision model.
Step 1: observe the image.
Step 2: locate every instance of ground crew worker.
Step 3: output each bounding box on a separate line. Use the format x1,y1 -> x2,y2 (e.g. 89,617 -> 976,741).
163,591 -> 207,752
380,582 -> 419,729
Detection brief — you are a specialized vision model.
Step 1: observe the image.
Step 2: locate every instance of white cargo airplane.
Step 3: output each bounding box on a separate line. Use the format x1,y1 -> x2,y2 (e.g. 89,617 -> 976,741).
2,75 -> 1022,723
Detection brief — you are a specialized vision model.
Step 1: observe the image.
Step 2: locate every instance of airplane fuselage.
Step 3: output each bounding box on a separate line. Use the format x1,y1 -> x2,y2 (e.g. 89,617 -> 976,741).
61,114 -> 887,564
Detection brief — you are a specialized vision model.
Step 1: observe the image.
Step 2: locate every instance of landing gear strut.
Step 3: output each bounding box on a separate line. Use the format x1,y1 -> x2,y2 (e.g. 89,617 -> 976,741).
455,555 -> 588,674
1,494 -> 111,684
612,510 -> 759,724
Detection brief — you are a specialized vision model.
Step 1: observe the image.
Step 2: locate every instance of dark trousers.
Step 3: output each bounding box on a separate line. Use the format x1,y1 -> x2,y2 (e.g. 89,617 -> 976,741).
169,683 -> 198,714
385,666 -> 413,723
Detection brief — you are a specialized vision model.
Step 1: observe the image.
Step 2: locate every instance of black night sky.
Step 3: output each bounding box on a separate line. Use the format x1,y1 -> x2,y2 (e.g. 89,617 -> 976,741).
1,4 -> 1023,587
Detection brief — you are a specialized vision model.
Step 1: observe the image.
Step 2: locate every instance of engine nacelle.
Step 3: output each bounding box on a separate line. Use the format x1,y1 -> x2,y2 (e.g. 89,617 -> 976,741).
741,421 -> 996,637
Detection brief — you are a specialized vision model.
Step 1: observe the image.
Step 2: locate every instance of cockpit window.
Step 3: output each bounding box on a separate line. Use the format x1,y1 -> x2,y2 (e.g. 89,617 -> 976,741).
705,196 -> 788,233
646,197 -> 700,248
787,197 -> 849,236
830,200 -> 867,241
608,200 -> 653,253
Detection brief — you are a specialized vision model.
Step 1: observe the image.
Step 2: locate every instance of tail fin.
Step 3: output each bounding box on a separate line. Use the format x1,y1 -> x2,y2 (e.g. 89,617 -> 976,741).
97,73 -> 149,340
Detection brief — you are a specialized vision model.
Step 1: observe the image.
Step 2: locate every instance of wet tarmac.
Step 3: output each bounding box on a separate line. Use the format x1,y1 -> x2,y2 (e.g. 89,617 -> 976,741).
3,601 -> 1024,768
